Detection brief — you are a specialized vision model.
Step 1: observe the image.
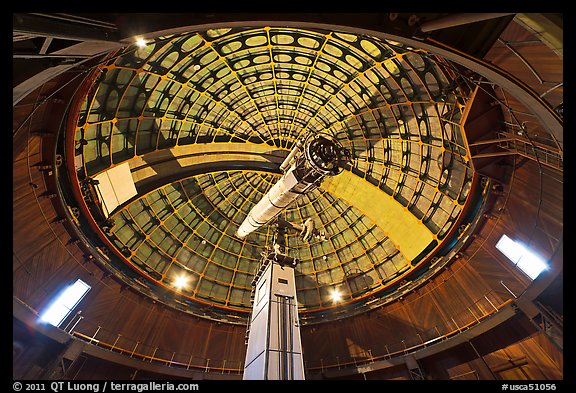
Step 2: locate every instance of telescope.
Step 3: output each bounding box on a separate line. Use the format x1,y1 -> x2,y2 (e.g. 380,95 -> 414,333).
235,133 -> 349,239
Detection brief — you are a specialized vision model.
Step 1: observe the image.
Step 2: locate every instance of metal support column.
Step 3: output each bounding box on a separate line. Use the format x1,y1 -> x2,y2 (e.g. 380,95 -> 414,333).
405,355 -> 425,380
243,259 -> 305,380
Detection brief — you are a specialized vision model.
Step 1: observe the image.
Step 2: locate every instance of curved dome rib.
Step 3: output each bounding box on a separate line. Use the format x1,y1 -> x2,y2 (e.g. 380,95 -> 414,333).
69,26 -> 478,324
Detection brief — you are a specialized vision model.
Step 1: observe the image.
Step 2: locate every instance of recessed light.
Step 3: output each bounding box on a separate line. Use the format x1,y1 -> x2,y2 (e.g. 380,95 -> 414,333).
330,289 -> 342,303
173,274 -> 189,290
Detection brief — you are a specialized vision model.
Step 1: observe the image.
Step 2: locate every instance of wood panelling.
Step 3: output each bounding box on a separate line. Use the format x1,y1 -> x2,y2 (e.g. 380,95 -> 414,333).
505,161 -> 563,252
67,353 -> 241,380
329,364 -> 411,380
485,336 -> 563,380
416,314 -> 562,380
484,18 -> 563,109
68,280 -> 248,366
444,362 -> 481,380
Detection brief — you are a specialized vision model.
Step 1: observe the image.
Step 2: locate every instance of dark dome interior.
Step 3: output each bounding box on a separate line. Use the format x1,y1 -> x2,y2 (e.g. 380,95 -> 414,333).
68,26 -> 480,323
13,13 -> 563,381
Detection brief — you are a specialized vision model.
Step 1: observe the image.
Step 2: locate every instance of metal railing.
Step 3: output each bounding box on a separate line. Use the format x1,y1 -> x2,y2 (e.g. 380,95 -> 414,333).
63,313 -> 244,375
495,131 -> 562,171
306,289 -> 513,373
60,287 -> 512,376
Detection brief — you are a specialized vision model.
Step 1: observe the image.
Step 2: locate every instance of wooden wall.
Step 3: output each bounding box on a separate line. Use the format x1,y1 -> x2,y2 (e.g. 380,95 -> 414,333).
419,314 -> 563,380
483,16 -> 563,111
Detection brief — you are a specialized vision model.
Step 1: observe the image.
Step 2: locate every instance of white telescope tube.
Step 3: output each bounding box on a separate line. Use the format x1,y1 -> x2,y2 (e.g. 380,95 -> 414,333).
236,170 -> 301,239
235,133 -> 348,239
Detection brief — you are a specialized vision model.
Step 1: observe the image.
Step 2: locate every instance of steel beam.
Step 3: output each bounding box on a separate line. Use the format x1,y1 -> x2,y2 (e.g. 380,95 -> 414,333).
419,13 -> 515,33
244,261 -> 305,380
13,13 -> 119,42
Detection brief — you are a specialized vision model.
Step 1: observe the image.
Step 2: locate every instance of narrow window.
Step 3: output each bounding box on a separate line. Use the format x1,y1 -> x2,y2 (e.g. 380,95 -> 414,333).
39,279 -> 91,327
496,234 -> 548,280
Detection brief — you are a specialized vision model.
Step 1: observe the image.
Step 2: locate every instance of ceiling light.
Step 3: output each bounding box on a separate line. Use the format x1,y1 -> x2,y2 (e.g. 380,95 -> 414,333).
330,288 -> 342,303
135,38 -> 147,48
173,274 -> 189,290
193,64 -> 201,71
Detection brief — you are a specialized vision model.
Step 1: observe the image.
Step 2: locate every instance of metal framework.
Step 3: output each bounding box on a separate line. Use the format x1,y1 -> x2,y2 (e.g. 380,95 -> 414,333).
66,26 -> 481,323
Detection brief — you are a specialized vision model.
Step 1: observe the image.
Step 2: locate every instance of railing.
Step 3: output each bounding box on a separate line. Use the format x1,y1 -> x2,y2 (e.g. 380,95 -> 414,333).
305,289 -> 513,373
63,314 -> 244,375
494,131 -> 562,171
61,287 -> 513,376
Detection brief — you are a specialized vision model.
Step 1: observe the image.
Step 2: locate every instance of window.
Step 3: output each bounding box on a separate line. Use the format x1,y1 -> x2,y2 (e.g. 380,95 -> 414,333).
496,234 -> 548,280
39,279 -> 91,327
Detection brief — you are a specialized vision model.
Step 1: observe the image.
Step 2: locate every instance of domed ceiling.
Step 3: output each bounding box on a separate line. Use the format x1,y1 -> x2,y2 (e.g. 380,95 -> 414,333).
66,25 -> 479,324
